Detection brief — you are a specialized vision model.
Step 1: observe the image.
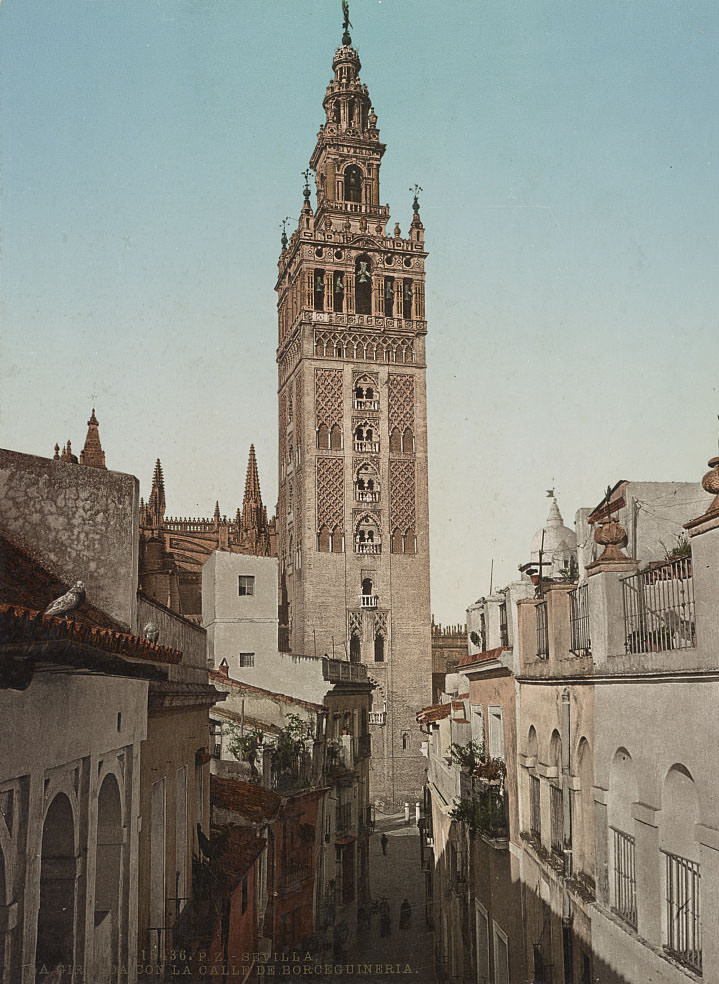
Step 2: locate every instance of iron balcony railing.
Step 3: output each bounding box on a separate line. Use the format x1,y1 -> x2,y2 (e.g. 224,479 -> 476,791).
368,711 -> 386,725
536,601 -> 549,659
356,542 -> 381,554
611,827 -> 637,928
569,583 -> 591,656
354,399 -> 380,411
622,556 -> 695,654
664,850 -> 701,973
360,594 -> 378,608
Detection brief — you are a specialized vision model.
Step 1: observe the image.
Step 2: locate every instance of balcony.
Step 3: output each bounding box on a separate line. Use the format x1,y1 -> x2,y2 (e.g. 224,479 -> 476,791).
322,658 -> 368,683
368,711 -> 386,725
360,594 -> 378,609
355,490 -> 380,503
356,542 -> 381,555
354,440 -> 380,453
354,399 -> 379,412
622,556 -> 695,654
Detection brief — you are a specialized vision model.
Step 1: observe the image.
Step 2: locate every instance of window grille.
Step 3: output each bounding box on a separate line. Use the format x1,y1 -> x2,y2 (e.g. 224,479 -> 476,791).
239,652 -> 255,667
611,827 -> 637,928
569,583 -> 591,656
529,774 -> 541,840
550,784 -> 563,856
536,601 -> 549,659
622,557 -> 695,654
663,850 -> 701,973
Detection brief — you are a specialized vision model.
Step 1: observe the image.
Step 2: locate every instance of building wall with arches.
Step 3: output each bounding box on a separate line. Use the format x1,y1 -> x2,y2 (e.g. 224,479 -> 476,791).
0,672 -> 147,984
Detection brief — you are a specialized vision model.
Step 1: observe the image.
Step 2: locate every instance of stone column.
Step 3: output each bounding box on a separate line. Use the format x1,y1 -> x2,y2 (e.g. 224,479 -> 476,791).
632,802 -> 662,944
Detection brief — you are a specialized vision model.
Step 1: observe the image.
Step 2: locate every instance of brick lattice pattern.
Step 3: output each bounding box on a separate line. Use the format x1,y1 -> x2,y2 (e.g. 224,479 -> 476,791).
388,374 -> 415,431
316,457 -> 344,531
315,368 -> 344,428
389,459 -> 416,531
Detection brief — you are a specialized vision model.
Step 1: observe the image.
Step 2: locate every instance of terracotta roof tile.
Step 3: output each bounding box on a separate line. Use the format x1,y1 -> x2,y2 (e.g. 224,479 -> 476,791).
458,646 -> 509,668
0,604 -> 182,665
416,702 -> 452,724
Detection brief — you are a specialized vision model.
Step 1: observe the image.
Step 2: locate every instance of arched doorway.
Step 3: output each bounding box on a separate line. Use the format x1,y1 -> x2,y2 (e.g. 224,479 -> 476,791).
94,774 -> 123,978
37,793 -> 76,978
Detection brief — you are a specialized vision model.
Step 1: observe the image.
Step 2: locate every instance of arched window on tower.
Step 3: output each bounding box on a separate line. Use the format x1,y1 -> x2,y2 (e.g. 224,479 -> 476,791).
402,427 -> 415,454
391,528 -> 403,554
389,427 -> 402,454
318,525 -> 331,552
330,424 -> 342,450
344,164 -> 362,203
384,277 -> 395,317
355,255 -> 372,314
314,269 -> 325,311
355,463 -> 380,502
374,632 -> 385,662
330,526 -> 343,553
403,278 -> 413,318
350,632 -> 361,663
334,272 -> 345,312
317,424 -> 330,450
405,527 -> 417,554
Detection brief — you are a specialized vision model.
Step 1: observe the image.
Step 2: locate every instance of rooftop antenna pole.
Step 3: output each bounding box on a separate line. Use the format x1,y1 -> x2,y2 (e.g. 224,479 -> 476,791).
489,558 -> 494,595
537,528 -> 545,597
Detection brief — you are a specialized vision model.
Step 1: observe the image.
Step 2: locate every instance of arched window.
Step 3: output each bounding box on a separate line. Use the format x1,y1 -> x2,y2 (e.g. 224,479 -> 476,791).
350,633 -> 361,663
333,272 -> 345,311
355,463 -> 380,502
660,765 -> 701,972
355,255 -> 372,314
317,424 -> 330,449
389,428 -> 402,453
330,526 -> 343,553
314,269 -> 325,311
391,528 -> 403,553
362,578 -> 373,596
330,424 -> 342,450
405,527 -> 416,554
384,277 -> 395,317
344,164 -> 362,203
402,427 -> 415,453
374,633 -> 385,662
318,525 -> 331,552
608,748 -> 639,929
403,278 -> 413,318
355,515 -> 380,553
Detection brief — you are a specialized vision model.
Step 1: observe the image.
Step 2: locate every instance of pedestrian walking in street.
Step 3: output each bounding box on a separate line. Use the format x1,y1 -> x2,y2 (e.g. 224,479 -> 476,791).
381,832 -> 388,855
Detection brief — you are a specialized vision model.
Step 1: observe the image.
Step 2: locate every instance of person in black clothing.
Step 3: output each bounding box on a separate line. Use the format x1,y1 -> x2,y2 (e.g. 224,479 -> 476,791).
380,832 -> 388,855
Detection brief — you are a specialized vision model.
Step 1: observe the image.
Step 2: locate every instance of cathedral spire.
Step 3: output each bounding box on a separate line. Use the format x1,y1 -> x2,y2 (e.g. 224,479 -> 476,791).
237,445 -> 271,556
79,408 -> 107,469
147,458 -> 166,530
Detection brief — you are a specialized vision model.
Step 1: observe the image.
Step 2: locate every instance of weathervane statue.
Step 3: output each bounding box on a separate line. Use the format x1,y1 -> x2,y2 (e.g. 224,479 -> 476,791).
342,0 -> 352,46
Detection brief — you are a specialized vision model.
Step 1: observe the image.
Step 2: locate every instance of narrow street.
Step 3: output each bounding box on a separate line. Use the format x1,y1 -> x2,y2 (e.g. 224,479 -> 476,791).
344,811 -> 437,982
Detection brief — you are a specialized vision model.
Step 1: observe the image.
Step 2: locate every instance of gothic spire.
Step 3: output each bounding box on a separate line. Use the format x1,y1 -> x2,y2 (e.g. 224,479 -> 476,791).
147,458 -> 166,529
238,445 -> 271,556
79,408 -> 107,469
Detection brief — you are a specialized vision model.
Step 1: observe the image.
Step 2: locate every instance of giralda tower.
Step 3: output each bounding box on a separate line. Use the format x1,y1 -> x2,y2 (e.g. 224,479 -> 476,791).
275,6 -> 431,809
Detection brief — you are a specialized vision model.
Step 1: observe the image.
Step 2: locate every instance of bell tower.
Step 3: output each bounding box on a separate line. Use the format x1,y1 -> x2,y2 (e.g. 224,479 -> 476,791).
275,6 -> 432,809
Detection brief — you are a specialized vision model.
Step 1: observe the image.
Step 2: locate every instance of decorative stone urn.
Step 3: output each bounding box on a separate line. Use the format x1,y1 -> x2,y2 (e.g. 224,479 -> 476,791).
701,456 -> 719,514
594,516 -> 628,562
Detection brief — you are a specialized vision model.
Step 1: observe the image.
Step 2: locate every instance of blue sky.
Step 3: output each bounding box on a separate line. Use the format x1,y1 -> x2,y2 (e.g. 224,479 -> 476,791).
2,0 -> 718,622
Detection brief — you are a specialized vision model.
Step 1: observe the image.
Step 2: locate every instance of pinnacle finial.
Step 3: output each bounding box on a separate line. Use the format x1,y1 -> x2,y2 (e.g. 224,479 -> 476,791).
302,169 -> 311,202
341,0 -> 352,45
410,184 -> 423,214
280,216 -> 292,249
